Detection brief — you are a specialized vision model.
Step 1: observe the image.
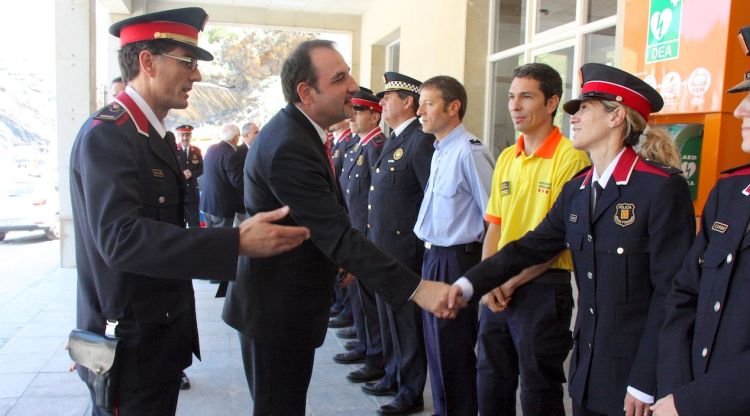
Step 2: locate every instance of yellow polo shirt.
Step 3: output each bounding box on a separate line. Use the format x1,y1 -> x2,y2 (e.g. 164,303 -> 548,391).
485,127 -> 590,271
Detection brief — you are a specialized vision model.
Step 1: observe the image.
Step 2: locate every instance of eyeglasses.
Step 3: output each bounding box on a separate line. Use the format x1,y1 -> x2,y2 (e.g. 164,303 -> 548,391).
160,53 -> 199,71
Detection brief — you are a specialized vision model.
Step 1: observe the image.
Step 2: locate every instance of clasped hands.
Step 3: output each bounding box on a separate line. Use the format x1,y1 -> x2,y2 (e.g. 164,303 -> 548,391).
412,280 -> 468,318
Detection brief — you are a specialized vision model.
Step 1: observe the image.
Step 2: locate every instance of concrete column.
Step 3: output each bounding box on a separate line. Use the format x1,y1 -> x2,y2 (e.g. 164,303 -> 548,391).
55,0 -> 96,268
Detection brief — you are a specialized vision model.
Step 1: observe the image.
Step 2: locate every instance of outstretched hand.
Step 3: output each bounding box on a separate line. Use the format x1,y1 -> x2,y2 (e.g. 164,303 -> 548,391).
238,206 -> 310,257
411,280 -> 467,319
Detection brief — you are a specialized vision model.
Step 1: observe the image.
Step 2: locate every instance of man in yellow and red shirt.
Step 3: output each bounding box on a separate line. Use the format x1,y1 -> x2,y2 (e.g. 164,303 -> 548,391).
477,63 -> 590,416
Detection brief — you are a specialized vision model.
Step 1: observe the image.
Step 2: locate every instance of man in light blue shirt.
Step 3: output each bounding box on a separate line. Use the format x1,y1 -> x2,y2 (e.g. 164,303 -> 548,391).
414,75 -> 494,416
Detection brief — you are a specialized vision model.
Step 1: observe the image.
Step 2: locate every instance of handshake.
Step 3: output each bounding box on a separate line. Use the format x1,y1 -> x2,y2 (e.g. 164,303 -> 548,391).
411,280 -> 469,319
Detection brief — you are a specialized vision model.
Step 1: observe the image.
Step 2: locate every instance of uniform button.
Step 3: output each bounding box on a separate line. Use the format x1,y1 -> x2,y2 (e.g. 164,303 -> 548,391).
390,167 -> 395,172
367,224 -> 371,229
158,196 -> 166,204
616,247 -> 624,254
370,186 -> 375,191
396,230 -> 401,235
565,242 -> 570,248
587,234 -> 593,242
587,271 -> 593,280
165,312 -> 170,319
376,168 -> 380,173
698,257 -> 704,265
727,253 -> 733,264
368,204 -> 371,210
346,189 -> 350,193
714,301 -> 721,312
701,347 -> 708,357
589,307 -> 594,315
588,342 -> 592,349
355,174 -> 359,178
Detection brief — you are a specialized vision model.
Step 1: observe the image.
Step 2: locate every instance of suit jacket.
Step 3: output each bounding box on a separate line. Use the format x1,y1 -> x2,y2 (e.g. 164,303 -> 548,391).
228,143 -> 249,213
658,163 -> 750,416
70,92 -> 238,389
340,129 -> 385,233
222,104 -> 421,349
200,140 -> 240,218
367,119 -> 435,272
464,147 -> 695,414
175,144 -> 203,203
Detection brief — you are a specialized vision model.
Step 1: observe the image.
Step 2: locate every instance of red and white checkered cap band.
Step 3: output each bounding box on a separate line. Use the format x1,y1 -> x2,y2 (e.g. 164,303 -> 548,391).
352,98 -> 382,113
384,80 -> 420,94
119,21 -> 199,47
582,80 -> 653,121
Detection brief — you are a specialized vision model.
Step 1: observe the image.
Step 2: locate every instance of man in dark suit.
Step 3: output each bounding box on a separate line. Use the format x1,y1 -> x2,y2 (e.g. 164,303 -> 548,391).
69,8 -> 310,415
201,123 -> 241,228
221,40 -> 456,416
229,122 -> 260,224
361,72 -> 435,416
175,124 -> 203,228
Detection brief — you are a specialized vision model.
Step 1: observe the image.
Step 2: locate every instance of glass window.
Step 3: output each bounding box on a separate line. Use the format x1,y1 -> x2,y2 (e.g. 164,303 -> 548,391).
584,27 -> 616,65
536,0 -> 576,33
491,54 -> 525,157
587,0 -> 617,23
534,45 -> 575,138
494,0 -> 527,52
387,41 -> 400,72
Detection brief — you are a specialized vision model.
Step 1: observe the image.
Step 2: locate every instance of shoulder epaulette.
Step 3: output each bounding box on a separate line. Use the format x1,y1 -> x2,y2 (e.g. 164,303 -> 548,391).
721,162 -> 750,177
93,102 -> 128,122
635,158 -> 678,176
372,134 -> 386,147
469,138 -> 482,145
573,165 -> 592,179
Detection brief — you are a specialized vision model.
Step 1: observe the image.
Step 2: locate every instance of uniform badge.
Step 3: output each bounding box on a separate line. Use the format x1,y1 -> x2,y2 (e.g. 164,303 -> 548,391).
711,221 -> 729,233
333,149 -> 340,159
501,181 -> 511,195
357,155 -> 364,166
354,142 -> 361,152
537,181 -> 551,194
393,148 -> 404,161
152,169 -> 164,178
569,214 -> 578,223
614,203 -> 635,227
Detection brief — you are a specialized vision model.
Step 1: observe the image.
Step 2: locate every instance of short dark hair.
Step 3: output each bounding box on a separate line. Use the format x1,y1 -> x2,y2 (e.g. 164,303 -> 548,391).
118,40 -> 180,84
512,63 -> 563,120
111,76 -> 123,84
281,39 -> 336,103
421,75 -> 468,120
395,91 -> 420,114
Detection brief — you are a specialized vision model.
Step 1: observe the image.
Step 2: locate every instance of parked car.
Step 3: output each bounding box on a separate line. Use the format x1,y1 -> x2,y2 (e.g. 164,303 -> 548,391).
0,175 -> 59,241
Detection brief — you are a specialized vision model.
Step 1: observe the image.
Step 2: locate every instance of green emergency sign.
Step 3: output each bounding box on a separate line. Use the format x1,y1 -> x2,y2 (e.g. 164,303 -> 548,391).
646,0 -> 682,64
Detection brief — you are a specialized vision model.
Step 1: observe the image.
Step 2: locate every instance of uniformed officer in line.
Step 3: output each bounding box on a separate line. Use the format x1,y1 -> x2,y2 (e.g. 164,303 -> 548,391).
175,124 -> 203,228
413,75 -> 494,416
477,63 -> 590,416
652,24 -> 750,416
331,118 -> 355,179
361,72 -> 434,416
446,63 -> 696,416
333,87 -> 389,382
69,8 -> 309,415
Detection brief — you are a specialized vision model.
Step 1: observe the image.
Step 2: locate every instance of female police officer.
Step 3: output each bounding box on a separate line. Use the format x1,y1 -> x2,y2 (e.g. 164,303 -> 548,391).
447,63 -> 696,416
652,25 -> 750,416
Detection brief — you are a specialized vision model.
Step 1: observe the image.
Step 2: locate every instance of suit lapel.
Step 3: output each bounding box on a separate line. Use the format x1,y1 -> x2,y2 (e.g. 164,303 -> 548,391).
150,130 -> 183,180
591,177 -> 621,224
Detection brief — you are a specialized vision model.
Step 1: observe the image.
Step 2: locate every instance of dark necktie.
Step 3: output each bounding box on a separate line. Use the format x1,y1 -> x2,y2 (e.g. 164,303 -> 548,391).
593,182 -> 604,208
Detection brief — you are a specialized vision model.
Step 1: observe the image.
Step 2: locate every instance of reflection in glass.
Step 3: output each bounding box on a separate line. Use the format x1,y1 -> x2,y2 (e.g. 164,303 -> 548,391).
534,46 -> 574,138
536,0 -> 575,33
494,0 -> 527,52
584,27 -> 616,66
587,0 -> 617,23
491,55 -> 525,157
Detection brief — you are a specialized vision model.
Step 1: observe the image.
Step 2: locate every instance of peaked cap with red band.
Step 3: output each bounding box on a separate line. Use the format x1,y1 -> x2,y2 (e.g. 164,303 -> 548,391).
175,124 -> 194,133
352,87 -> 382,113
728,25 -> 750,93
563,63 -> 663,121
109,7 -> 213,61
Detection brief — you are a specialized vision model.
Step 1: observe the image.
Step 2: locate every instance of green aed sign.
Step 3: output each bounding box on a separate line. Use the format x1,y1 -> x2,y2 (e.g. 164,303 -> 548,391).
646,0 -> 683,64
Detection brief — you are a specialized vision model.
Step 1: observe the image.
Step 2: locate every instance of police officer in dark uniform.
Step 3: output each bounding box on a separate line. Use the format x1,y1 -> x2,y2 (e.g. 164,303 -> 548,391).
448,63 -> 696,416
653,25 -> 750,416
362,72 -> 434,415
69,8 -> 309,415
175,124 -> 203,228
333,88 -> 388,381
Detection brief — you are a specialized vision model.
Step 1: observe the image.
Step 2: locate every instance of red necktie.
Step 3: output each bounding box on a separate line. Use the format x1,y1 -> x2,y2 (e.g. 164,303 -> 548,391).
324,133 -> 335,177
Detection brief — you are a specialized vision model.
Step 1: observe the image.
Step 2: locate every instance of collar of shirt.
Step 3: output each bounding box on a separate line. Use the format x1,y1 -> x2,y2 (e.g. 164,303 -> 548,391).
125,86 -> 166,138
514,126 -> 562,159
295,104 -> 328,143
434,123 -> 465,151
592,146 -> 627,189
393,116 -> 417,137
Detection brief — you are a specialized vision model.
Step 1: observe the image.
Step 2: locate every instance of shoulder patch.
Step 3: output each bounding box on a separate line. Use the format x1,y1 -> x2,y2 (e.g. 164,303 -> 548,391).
573,165 -> 592,179
721,163 -> 750,177
469,138 -> 482,145
634,159 -> 673,177
93,103 -> 127,122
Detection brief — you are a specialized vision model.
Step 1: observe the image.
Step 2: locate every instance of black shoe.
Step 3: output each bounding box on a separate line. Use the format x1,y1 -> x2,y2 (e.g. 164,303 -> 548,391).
328,316 -> 353,328
376,400 -> 424,415
347,365 -> 385,383
179,371 -> 191,390
344,340 -> 359,351
333,350 -> 365,364
335,326 -> 357,339
361,381 -> 396,396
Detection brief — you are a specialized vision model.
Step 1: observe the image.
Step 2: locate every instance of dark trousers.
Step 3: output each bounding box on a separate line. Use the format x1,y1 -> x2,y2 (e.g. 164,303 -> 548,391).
476,273 -> 573,416
375,293 -> 398,389
238,332 -> 315,416
331,272 -> 352,319
86,373 -> 181,416
184,200 -> 200,228
421,243 -> 479,416
204,212 -> 234,228
375,292 -> 426,406
355,278 -> 383,367
572,400 -> 609,416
